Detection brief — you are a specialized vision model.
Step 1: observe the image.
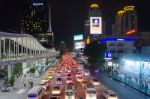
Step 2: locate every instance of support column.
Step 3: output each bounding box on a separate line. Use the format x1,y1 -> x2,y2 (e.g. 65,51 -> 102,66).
0,37 -> 1,60
22,62 -> 28,75
8,39 -> 11,59
21,37 -> 23,57
13,39 -> 16,59
17,38 -> 20,59
25,37 -> 27,56
34,41 -> 35,55
29,38 -> 31,56
8,65 -> 12,79
3,38 -> 5,59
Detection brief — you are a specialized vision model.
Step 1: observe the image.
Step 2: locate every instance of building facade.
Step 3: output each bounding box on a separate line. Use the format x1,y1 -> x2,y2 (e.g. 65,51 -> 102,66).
114,6 -> 137,37
22,0 -> 54,48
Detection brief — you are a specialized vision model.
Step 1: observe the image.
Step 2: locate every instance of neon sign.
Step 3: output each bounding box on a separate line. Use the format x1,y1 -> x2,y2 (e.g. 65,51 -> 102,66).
127,29 -> 136,35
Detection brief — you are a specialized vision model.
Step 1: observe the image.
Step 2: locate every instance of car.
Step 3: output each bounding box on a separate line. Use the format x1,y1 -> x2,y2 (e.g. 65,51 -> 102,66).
64,71 -> 69,75
52,86 -> 61,95
56,78 -> 62,85
56,72 -> 61,77
76,76 -> 84,82
76,72 -> 82,78
85,89 -> 97,99
84,69 -> 90,76
66,84 -> 75,90
66,77 -> 73,84
90,79 -> 100,86
67,73 -> 72,77
65,90 -> 75,99
84,83 -> 95,92
67,83 -> 75,89
102,89 -> 118,99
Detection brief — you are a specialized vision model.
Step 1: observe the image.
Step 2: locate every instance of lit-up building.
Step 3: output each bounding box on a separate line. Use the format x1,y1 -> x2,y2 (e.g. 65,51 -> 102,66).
99,37 -> 136,66
22,0 -> 54,48
114,6 -> 137,37
89,3 -> 101,17
84,3 -> 104,42
22,0 -> 48,35
123,6 -> 137,36
114,10 -> 125,36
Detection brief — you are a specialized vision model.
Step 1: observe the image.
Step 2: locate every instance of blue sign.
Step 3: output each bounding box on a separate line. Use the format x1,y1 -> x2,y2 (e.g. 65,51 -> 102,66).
105,51 -> 112,59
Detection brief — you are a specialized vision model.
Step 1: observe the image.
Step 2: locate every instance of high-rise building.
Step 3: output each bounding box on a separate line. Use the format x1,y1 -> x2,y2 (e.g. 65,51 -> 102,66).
115,10 -> 125,36
22,0 -> 48,35
114,6 -> 137,37
89,3 -> 101,17
123,6 -> 137,36
84,3 -> 104,42
22,0 -> 54,48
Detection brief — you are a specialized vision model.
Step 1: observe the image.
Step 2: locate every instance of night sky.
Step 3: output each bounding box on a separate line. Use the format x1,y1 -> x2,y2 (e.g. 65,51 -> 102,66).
0,0 -> 150,48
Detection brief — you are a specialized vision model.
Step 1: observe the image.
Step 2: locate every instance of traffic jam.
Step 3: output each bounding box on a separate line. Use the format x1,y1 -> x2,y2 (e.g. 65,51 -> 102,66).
27,53 -> 118,99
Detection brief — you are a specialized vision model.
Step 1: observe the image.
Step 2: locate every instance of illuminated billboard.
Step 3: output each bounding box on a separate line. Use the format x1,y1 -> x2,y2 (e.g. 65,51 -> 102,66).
75,41 -> 85,49
90,17 -> 102,34
74,34 -> 83,41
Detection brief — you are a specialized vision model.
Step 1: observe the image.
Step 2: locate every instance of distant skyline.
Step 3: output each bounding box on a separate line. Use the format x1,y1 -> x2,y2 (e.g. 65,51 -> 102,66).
0,0 -> 150,48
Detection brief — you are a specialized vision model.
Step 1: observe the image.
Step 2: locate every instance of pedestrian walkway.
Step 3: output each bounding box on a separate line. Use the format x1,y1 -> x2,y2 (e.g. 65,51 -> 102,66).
0,63 -> 56,99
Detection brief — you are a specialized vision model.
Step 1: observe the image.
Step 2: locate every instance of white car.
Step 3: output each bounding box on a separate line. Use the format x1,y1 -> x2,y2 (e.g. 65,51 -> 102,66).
76,72 -> 82,78
84,69 -> 90,76
90,79 -> 100,86
65,90 -> 75,99
52,86 -> 61,95
56,72 -> 61,77
102,89 -> 118,99
85,89 -> 97,99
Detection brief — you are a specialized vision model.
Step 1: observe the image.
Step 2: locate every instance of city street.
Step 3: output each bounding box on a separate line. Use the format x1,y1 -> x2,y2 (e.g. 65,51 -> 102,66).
93,70 -> 150,99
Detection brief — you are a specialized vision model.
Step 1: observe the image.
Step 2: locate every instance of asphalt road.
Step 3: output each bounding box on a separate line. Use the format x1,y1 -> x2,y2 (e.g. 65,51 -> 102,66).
43,69 -> 105,99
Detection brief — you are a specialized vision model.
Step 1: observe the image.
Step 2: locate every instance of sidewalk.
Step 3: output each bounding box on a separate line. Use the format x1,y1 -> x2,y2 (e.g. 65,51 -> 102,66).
0,62 -> 56,99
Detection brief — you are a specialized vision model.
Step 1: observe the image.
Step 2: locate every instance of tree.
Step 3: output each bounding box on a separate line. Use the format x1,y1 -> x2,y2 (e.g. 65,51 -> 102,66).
84,40 -> 107,68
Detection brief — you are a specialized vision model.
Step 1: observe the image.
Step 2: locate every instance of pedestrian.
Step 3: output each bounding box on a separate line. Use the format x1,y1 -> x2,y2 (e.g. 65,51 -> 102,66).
23,79 -> 26,87
30,81 -> 33,88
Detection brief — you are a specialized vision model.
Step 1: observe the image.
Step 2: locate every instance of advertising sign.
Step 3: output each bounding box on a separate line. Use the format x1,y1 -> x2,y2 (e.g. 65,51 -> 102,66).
75,41 -> 85,49
105,51 -> 112,59
90,17 -> 102,34
74,34 -> 83,41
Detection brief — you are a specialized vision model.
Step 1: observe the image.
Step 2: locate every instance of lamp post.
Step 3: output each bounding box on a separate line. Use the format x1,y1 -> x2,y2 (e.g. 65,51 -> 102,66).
138,37 -> 142,88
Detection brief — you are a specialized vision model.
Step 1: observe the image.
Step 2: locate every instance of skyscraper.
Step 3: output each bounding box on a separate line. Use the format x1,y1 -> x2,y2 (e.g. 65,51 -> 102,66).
22,0 -> 54,48
123,6 -> 137,36
115,10 -> 124,36
114,6 -> 137,37
89,3 -> 101,17
85,3 -> 104,41
22,0 -> 48,35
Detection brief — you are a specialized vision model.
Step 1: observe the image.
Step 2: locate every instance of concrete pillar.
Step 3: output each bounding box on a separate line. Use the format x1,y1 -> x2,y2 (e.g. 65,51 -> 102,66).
29,38 -> 31,56
8,65 -> 12,79
21,37 -> 23,57
8,39 -> 11,59
22,62 -> 28,75
17,38 -> 19,59
3,38 -> 5,57
14,40 -> 16,59
0,37 -> 1,60
26,37 -> 28,56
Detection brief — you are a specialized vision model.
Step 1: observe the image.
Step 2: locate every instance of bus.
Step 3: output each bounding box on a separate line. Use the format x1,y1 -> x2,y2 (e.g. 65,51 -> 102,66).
27,86 -> 44,99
